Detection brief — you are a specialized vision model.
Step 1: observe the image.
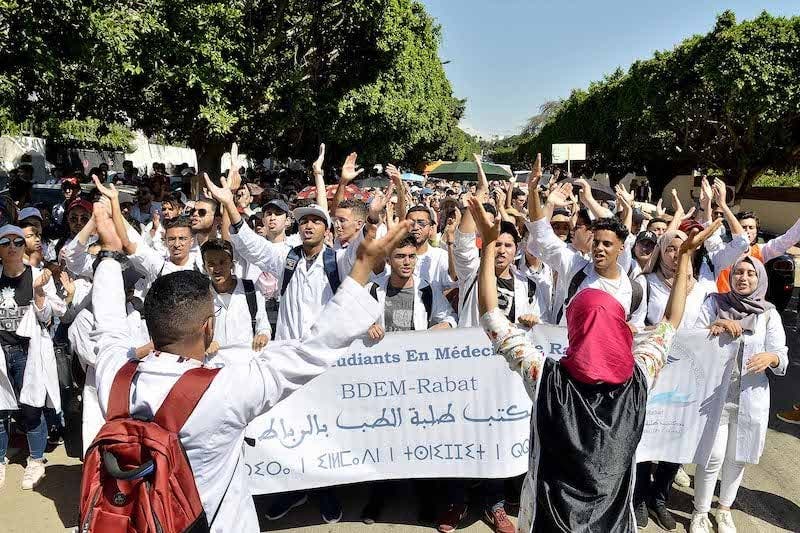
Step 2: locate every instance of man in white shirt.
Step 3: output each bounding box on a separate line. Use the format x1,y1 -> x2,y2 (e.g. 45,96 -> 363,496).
201,238 -> 270,353
88,201 -> 412,533
526,155 -> 647,327
129,182 -> 161,225
332,199 -> 366,250
406,205 -> 455,291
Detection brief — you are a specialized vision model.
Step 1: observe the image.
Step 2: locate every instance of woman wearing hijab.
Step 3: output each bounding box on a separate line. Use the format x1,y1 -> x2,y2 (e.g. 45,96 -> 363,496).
632,227 -> 722,529
467,196 -> 720,532
688,256 -> 788,533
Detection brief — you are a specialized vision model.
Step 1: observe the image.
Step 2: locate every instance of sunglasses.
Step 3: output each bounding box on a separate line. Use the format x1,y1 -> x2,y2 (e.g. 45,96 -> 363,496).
190,208 -> 210,217
0,237 -> 25,248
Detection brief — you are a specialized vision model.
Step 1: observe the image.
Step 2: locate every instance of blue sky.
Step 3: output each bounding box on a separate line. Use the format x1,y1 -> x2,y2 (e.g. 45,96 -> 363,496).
421,0 -> 800,139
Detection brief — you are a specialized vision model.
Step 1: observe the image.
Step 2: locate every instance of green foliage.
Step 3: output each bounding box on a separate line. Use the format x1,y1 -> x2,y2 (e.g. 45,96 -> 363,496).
753,169 -> 800,187
0,0 -> 461,167
518,11 -> 800,193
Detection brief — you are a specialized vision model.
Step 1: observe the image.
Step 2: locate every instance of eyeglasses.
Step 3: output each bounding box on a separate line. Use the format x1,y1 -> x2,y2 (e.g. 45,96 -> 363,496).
190,208 -> 209,217
166,236 -> 192,244
0,237 -> 25,248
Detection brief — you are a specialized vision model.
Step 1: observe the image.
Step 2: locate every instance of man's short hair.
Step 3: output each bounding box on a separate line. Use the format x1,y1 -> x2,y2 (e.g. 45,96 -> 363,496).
163,192 -> 184,208
196,197 -> 219,214
393,236 -> 418,252
511,189 -> 527,200
499,221 -> 520,244
482,203 -> 497,217
336,199 -> 367,222
19,219 -> 39,231
164,215 -> 192,231
144,271 -> 212,345
406,204 -> 434,223
575,208 -> 591,228
649,217 -> 668,227
735,211 -> 759,225
591,217 -> 629,242
200,238 -> 233,259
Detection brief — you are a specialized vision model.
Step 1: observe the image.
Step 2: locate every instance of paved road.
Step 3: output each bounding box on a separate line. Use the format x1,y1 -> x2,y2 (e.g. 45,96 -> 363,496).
2,295 -> 799,533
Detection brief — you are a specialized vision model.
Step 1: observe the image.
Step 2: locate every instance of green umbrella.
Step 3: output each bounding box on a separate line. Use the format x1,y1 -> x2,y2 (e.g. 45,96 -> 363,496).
427,161 -> 512,181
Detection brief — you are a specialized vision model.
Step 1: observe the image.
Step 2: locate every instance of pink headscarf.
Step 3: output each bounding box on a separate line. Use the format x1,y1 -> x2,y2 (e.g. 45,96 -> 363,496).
561,289 -> 634,385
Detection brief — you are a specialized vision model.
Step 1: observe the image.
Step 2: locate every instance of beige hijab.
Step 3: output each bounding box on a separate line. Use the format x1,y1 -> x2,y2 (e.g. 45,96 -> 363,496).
643,229 -> 696,293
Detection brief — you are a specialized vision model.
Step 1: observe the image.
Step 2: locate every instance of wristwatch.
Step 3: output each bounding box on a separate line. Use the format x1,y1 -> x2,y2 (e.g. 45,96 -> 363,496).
93,250 -> 129,273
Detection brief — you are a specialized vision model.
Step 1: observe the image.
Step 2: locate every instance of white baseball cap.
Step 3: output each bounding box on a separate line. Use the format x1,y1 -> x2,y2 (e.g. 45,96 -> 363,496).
18,207 -> 42,221
292,204 -> 331,228
0,225 -> 25,239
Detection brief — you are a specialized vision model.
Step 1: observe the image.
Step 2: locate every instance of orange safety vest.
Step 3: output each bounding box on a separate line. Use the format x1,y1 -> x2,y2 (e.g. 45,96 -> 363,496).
716,243 -> 763,293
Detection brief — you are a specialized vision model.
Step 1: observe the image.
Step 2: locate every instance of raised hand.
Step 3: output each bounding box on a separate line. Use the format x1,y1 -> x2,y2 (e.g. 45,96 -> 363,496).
679,218 -> 723,254
350,220 -> 413,285
655,198 -> 666,218
443,207 -> 461,243
33,268 -> 52,290
386,163 -> 402,184
671,189 -> 696,221
312,143 -> 325,176
712,178 -> 728,206
92,174 -> 118,201
59,271 -> 75,299
547,182 -> 574,208
615,183 -> 634,206
700,176 -> 713,206
227,142 -> 242,191
368,182 -> 395,221
341,152 -> 364,183
94,201 -> 123,251
528,153 -> 543,191
575,177 -> 593,203
466,196 -> 499,243
473,153 -> 490,201
203,172 -> 234,206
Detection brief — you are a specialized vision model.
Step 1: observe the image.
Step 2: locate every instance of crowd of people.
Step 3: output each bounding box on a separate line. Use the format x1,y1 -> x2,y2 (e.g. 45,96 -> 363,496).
0,144 -> 798,533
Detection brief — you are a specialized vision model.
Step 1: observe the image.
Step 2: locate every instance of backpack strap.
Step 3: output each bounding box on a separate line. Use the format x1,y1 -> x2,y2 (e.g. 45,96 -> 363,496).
279,245 -> 303,296
555,265 -> 589,324
369,283 -> 379,301
462,276 -> 479,305
153,367 -> 221,433
242,279 -> 258,336
420,284 -> 433,322
106,360 -> 140,420
322,247 -> 341,294
527,278 -> 537,305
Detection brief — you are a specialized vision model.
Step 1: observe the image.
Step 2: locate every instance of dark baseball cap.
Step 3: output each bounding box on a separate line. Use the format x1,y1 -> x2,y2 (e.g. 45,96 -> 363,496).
263,199 -> 290,214
635,230 -> 657,245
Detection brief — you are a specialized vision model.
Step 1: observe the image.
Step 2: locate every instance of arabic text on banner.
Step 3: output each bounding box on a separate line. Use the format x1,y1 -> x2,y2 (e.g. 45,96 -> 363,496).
243,326 -> 732,494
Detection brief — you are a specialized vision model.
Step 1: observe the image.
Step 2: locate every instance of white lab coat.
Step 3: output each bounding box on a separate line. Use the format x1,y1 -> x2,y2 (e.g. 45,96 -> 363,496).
516,255 -> 555,324
211,278 -> 271,350
0,265 -> 66,411
92,259 -> 380,533
695,299 -> 788,464
69,303 -> 150,456
229,223 -> 362,340
454,228 -> 545,328
368,274 -> 457,331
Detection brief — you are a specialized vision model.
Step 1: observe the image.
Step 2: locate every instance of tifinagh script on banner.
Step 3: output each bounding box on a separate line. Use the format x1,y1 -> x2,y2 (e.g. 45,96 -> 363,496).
243,326 -> 733,494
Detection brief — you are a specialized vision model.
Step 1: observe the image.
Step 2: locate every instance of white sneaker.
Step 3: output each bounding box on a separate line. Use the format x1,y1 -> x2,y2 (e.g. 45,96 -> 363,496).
689,512 -> 713,533
0,457 -> 7,489
716,509 -> 737,533
21,457 -> 45,490
674,465 -> 691,488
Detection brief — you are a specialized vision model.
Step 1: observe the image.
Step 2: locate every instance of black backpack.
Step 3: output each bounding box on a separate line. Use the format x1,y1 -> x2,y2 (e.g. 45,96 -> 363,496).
555,264 -> 643,323
280,245 -> 341,296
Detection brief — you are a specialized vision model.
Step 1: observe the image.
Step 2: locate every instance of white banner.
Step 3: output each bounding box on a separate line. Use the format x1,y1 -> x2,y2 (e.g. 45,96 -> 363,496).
551,143 -> 586,164
244,326 -> 732,494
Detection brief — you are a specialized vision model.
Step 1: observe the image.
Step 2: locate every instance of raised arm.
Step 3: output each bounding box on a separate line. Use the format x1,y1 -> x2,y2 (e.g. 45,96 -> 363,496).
468,196 -> 545,398
331,152 -> 364,213
576,178 -> 613,219
386,164 -> 407,220
666,189 -> 696,232
761,216 -> 800,263
311,143 -> 328,213
704,179 -> 749,270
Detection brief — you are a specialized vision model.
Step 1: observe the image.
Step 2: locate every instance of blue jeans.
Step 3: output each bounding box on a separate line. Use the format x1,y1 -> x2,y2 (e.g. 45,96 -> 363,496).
0,344 -> 48,460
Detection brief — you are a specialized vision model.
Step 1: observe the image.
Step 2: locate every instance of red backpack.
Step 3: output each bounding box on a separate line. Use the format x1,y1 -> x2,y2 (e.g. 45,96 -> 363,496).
79,360 -> 222,533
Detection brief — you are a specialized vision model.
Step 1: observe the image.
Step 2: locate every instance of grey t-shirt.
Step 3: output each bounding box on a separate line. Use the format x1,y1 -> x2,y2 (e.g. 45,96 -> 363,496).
384,285 -> 415,332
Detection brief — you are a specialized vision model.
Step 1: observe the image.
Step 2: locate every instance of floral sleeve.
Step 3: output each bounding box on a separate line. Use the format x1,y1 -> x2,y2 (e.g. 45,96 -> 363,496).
481,307 -> 546,399
633,321 -> 676,390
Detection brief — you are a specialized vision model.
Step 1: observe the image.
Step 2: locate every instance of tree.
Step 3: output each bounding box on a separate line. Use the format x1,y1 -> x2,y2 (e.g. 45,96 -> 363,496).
522,99 -> 563,136
0,0 -> 462,168
518,11 -> 800,195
